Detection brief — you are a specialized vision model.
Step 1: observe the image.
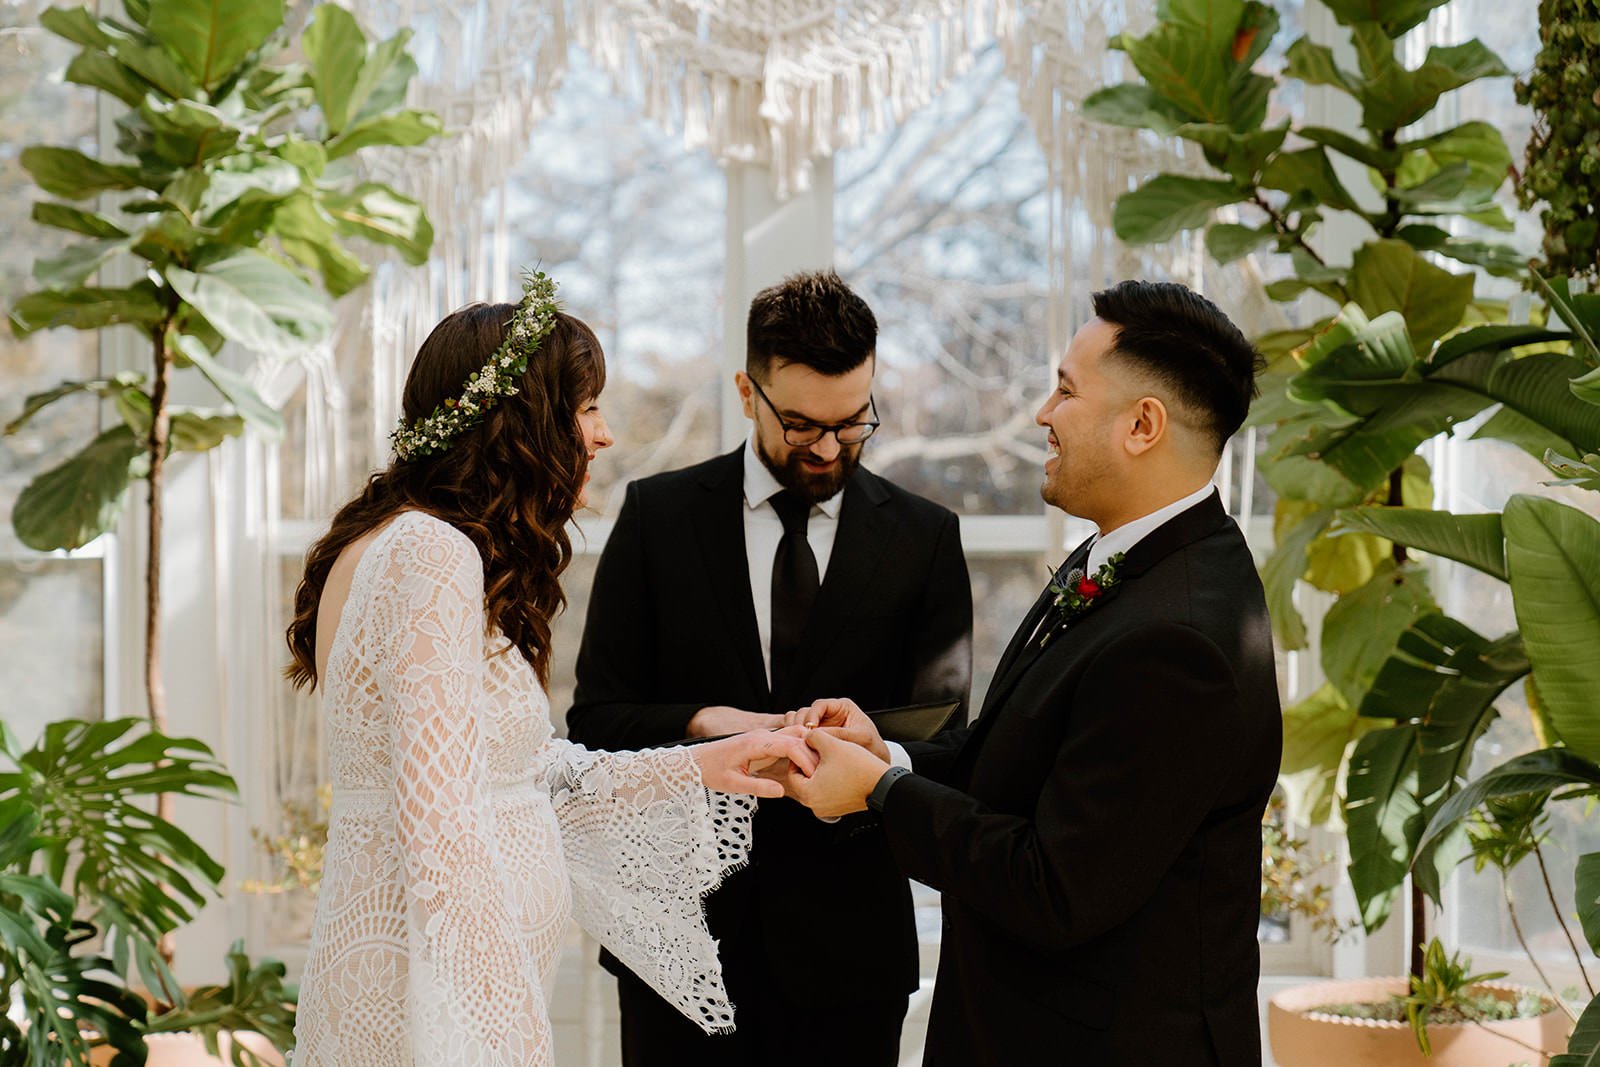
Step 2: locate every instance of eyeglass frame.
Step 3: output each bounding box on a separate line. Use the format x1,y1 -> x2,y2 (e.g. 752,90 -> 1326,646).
746,375 -> 880,447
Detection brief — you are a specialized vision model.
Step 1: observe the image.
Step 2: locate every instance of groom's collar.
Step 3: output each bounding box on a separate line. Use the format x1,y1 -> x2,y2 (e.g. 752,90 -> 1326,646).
741,437 -> 845,518
1085,483 -> 1218,574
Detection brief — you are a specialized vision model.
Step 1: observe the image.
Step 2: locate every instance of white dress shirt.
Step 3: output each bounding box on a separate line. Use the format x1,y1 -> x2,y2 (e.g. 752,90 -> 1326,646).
887,483 -> 1219,772
743,438 -> 844,686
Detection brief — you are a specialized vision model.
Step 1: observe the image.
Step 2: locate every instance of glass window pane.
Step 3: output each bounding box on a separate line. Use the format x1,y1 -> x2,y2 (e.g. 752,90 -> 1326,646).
835,46 -> 1051,517
0,560 -> 103,744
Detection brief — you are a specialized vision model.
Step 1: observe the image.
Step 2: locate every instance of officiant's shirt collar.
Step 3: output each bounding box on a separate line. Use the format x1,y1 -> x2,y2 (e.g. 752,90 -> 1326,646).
743,437 -> 845,517
1086,483 -> 1217,574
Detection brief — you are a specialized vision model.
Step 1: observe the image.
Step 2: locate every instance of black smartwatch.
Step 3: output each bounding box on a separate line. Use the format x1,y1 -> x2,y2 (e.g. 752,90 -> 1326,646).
867,765 -> 912,813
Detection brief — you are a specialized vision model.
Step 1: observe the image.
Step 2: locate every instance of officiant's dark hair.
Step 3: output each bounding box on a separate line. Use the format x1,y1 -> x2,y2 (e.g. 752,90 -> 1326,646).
1091,280 -> 1265,454
285,302 -> 605,692
746,269 -> 877,380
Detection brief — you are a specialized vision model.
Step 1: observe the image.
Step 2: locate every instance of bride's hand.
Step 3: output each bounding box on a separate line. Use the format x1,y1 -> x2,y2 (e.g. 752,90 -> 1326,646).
695,725 -> 818,799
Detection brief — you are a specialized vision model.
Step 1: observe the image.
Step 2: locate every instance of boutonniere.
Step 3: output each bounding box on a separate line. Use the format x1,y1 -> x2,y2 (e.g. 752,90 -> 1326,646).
1039,552 -> 1126,648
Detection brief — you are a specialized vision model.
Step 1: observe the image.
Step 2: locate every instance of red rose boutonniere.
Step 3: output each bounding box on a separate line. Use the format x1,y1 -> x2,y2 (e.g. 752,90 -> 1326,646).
1039,552 -> 1126,648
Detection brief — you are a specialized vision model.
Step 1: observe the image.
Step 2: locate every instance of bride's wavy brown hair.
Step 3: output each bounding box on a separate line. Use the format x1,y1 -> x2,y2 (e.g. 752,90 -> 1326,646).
285,302 -> 605,691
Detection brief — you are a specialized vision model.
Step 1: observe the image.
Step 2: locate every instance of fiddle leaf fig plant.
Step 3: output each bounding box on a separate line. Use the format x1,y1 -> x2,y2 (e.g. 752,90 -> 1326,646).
5,0 -> 441,741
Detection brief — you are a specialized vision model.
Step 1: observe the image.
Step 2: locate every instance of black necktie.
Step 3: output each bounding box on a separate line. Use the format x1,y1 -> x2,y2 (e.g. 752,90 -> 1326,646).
769,489 -> 819,705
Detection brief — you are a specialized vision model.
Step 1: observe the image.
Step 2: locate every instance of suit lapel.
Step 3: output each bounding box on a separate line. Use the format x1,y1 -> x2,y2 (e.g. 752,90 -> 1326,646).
784,470 -> 892,701
690,451 -> 771,703
977,537 -> 1093,718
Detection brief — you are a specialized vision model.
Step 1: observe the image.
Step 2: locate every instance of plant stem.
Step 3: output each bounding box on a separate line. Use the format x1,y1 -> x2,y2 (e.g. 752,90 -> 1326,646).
148,320 -> 175,968
1534,841 -> 1596,997
1251,190 -> 1328,267
1504,876 -> 1578,1021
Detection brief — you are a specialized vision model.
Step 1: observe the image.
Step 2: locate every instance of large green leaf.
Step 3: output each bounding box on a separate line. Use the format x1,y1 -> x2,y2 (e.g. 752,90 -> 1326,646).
1322,561 -> 1435,708
1545,450 -> 1600,491
1118,0 -> 1246,125
198,156 -> 303,219
62,47 -> 150,106
1283,37 -> 1358,95
1113,174 -> 1245,245
168,408 -> 245,451
38,4 -> 119,48
324,182 -> 433,265
1578,852 -> 1600,957
172,333 -> 285,437
30,202 -> 129,240
1081,83 -> 1189,135
1319,0 -> 1450,36
1448,352 -> 1600,457
19,147 -> 144,200
1259,506 -> 1332,651
1346,239 -> 1475,354
271,193 -> 369,297
1504,495 -> 1600,762
3,371 -> 144,435
1352,25 -> 1512,133
164,250 -> 333,352
1299,124 -> 1398,170
1415,747 -> 1600,857
1398,121 -> 1514,198
1260,147 -> 1363,214
8,283 -> 167,336
1431,324 -> 1571,368
1279,682 -> 1382,827
1552,991 -> 1600,1067
1345,723 -> 1421,931
32,237 -> 135,289
9,426 -> 146,551
147,0 -> 285,91
301,2 -> 368,132
1205,222 -> 1274,265
326,108 -> 444,160
132,96 -> 242,168
1335,507 -> 1507,581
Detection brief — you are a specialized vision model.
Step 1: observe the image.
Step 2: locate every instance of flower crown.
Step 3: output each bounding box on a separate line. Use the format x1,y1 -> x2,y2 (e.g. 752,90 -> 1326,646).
391,270 -> 561,460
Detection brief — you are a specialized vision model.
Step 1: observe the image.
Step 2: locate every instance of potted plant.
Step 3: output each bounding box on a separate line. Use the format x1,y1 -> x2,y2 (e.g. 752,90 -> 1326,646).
0,718 -> 294,1066
1085,0 -> 1594,1059
3,1 -> 440,1062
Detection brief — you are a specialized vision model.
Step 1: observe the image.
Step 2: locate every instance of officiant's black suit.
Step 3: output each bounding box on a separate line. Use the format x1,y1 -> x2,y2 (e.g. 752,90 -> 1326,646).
883,492 -> 1280,1066
567,447 -> 972,1065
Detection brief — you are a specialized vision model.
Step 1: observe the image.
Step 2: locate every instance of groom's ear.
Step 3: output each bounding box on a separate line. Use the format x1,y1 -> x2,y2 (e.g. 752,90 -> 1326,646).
1123,395 -> 1168,457
734,371 -> 756,421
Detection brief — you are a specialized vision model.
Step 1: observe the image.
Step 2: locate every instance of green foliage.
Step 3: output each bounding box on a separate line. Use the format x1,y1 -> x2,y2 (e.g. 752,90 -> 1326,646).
6,0 -> 441,551
1552,990 -> 1600,1067
1397,939 -> 1510,1055
1516,2 -> 1600,282
0,720 -> 293,1064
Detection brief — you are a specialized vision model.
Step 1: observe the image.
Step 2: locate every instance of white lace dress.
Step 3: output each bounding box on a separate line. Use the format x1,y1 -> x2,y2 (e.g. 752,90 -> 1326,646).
293,512 -> 752,1066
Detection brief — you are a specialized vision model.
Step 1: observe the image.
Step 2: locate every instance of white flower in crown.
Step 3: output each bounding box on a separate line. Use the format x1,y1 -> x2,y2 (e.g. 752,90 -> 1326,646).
390,269 -> 562,460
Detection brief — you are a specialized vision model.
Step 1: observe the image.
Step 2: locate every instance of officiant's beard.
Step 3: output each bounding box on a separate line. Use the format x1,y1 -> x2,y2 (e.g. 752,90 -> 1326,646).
756,437 -> 863,504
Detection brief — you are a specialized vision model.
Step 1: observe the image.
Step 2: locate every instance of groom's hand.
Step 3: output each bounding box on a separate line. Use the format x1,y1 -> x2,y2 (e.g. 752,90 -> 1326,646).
784,698 -> 889,763
687,705 -> 783,737
783,728 -> 887,819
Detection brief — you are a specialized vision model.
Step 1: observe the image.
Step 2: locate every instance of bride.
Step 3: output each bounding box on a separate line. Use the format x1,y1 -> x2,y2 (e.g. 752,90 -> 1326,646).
283,272 -> 815,1066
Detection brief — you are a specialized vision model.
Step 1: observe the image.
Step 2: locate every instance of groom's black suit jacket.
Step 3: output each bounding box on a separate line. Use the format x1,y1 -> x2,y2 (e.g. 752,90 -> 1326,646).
885,492 -> 1280,1066
568,448 -> 972,1007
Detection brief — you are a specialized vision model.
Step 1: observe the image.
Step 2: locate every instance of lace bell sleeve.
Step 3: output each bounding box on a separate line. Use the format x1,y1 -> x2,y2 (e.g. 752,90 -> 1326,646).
539,741 -> 756,1035
374,526 -> 547,1065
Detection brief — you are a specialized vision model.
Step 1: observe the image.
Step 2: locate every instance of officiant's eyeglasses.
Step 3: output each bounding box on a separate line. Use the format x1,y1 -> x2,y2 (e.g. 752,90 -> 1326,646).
749,377 -> 880,446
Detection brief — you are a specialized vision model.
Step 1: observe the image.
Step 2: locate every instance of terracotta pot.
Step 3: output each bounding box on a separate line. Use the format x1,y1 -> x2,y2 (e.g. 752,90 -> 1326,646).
1268,977 -> 1571,1067
90,1031 -> 284,1066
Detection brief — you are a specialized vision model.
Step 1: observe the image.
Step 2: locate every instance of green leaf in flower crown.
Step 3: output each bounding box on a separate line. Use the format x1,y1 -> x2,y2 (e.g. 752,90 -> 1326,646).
1319,0 -> 1451,37
170,333 -> 284,438
1112,174 -> 1244,245
1322,561 -> 1436,707
20,147 -> 145,201
1346,239 -> 1474,354
1082,84 -> 1190,136
326,108 -> 444,161
1504,495 -> 1600,763
1336,507 -> 1506,581
324,182 -> 434,265
147,0 -> 285,92
10,426 -> 147,551
1351,25 -> 1512,134
9,284 -> 167,337
164,250 -> 333,353
1260,147 -> 1363,214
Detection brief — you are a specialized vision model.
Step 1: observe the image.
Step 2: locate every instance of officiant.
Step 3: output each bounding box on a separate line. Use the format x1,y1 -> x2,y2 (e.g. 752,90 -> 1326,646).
567,269 -> 973,1066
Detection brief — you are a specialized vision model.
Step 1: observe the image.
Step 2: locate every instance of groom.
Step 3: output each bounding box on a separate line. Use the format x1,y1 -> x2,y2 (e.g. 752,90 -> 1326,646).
782,280 -> 1281,1065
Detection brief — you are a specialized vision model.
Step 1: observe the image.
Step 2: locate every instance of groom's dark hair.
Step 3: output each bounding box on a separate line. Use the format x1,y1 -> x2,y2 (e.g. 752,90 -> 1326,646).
747,269 -> 877,380
1091,280 -> 1265,454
